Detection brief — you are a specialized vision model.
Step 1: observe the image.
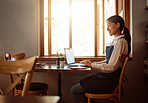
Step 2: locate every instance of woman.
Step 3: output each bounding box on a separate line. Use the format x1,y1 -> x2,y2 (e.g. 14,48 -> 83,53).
70,15 -> 131,103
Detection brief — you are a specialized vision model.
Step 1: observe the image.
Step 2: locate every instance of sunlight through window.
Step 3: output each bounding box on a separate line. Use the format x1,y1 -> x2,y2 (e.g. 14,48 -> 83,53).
44,0 -> 48,55
72,0 -> 94,56
43,0 -> 120,56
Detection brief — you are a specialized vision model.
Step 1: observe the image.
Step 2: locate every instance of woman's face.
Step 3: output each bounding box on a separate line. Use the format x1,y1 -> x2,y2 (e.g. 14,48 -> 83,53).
106,20 -> 120,36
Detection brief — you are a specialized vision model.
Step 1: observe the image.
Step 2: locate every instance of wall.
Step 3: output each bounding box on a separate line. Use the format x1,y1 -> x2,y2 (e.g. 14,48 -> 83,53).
0,0 -> 148,103
0,0 -> 38,59
122,0 -> 148,103
0,0 -> 38,91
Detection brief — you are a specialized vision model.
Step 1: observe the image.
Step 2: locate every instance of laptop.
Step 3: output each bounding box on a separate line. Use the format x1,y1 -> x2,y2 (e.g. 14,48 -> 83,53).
64,48 -> 87,67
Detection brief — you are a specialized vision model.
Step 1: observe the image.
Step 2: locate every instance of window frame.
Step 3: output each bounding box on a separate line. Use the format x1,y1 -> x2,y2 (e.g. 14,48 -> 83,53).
38,0 -> 130,58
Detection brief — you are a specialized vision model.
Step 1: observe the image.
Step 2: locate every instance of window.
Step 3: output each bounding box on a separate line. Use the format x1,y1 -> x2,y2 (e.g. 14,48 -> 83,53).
39,0 -> 130,57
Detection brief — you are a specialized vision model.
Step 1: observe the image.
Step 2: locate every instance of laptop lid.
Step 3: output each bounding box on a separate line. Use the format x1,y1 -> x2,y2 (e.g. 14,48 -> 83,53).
64,48 -> 75,64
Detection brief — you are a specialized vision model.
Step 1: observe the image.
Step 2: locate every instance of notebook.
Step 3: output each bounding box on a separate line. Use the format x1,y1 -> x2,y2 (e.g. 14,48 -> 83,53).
64,48 -> 87,67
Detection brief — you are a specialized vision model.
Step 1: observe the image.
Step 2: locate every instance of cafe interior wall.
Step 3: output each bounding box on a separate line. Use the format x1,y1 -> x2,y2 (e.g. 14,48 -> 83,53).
0,0 -> 148,103
0,0 -> 38,91
122,0 -> 148,103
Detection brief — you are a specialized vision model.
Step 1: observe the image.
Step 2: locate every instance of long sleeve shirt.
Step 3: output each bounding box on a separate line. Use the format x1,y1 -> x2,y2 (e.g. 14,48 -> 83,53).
91,35 -> 128,73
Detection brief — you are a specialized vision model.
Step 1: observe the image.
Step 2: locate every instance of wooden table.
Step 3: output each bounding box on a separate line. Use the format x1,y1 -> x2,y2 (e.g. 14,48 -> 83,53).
35,64 -> 91,73
35,63 -> 92,103
0,95 -> 59,103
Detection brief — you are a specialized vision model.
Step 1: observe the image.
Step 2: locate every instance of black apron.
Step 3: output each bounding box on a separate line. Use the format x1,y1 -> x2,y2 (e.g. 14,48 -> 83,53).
80,37 -> 125,94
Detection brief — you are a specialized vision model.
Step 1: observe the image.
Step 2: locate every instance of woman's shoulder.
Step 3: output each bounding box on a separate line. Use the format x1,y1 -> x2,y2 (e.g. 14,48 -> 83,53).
113,36 -> 125,43
113,37 -> 127,46
118,37 -> 127,43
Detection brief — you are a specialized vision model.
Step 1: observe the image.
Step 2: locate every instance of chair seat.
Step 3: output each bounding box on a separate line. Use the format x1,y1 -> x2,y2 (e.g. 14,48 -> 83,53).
16,82 -> 48,91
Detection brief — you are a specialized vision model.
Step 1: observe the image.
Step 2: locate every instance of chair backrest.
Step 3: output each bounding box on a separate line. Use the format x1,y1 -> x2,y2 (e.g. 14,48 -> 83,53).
4,53 -> 26,90
11,53 -> 25,61
0,56 -> 36,96
4,53 -> 25,61
118,54 -> 129,97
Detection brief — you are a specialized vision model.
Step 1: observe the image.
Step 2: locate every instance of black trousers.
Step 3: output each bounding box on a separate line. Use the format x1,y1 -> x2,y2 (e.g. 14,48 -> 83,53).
80,67 -> 121,94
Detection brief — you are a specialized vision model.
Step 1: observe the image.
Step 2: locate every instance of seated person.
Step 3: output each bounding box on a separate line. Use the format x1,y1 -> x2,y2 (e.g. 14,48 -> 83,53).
70,15 -> 131,103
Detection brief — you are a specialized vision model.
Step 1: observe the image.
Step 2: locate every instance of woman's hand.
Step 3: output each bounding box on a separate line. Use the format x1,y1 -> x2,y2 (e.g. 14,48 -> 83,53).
80,60 -> 92,67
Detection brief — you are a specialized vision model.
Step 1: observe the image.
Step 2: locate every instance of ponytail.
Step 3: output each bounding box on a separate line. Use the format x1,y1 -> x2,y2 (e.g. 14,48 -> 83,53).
123,27 -> 131,55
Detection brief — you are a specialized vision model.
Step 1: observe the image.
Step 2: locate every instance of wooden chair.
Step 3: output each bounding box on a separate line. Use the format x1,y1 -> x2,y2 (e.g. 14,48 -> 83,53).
85,54 -> 129,103
4,53 -> 26,85
0,56 -> 36,96
4,53 -> 48,96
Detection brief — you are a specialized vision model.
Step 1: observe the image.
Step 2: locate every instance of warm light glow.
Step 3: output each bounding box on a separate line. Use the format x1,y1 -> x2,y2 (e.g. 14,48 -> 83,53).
104,0 -> 115,47
51,0 -> 69,54
72,0 -> 94,56
44,0 -> 48,55
44,0 -> 117,56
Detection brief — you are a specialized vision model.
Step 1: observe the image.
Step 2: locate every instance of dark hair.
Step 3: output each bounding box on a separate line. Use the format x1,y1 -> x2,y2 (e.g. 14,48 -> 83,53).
107,15 -> 131,55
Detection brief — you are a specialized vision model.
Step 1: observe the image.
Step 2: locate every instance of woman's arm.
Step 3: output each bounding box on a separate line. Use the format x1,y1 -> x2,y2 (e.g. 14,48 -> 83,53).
80,59 -> 107,67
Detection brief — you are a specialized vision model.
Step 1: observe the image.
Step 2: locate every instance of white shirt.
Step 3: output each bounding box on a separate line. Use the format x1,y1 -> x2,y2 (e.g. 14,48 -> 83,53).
91,35 -> 128,73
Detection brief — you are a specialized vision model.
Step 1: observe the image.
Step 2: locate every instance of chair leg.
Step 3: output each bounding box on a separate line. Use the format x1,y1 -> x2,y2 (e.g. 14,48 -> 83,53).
118,96 -> 121,103
88,98 -> 91,103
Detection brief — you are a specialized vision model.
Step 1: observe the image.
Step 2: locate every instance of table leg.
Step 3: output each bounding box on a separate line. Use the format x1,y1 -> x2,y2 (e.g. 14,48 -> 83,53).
58,73 -> 62,103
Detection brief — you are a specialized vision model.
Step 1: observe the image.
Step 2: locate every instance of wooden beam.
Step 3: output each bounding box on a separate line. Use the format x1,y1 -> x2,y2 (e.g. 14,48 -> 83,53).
40,0 -> 44,56
69,0 -> 72,48
123,0 -> 130,29
115,0 -> 118,14
94,0 -> 97,56
102,0 -> 105,54
125,0 -> 130,29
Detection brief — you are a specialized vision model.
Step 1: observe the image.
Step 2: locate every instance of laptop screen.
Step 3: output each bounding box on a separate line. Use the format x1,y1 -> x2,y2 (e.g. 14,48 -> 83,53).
64,48 -> 75,64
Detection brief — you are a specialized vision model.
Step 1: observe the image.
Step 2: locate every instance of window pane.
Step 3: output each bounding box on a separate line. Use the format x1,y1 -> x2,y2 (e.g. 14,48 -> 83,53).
97,0 -> 103,55
51,0 -> 69,54
44,0 -> 48,55
104,0 -> 115,47
72,0 -> 94,56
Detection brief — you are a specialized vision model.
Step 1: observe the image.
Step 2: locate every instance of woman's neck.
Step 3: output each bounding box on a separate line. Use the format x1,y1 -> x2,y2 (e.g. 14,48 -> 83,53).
114,31 -> 121,37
